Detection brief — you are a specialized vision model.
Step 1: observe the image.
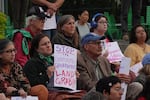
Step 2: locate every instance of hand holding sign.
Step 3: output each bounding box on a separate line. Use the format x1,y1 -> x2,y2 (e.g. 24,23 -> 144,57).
47,66 -> 55,78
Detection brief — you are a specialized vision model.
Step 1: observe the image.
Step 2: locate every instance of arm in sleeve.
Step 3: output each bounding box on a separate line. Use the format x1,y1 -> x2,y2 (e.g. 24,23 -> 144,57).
23,60 -> 49,87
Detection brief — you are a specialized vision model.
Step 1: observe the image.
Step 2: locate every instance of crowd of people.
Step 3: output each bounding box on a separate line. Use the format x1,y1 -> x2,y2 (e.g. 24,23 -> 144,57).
1,0 -> 150,100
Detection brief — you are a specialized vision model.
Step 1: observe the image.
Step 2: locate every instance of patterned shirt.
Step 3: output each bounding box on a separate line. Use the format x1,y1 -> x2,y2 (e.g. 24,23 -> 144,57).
0,62 -> 30,94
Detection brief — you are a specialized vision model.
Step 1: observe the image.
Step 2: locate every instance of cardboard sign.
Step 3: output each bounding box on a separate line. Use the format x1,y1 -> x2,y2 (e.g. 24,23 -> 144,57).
107,42 -> 124,63
54,44 -> 77,90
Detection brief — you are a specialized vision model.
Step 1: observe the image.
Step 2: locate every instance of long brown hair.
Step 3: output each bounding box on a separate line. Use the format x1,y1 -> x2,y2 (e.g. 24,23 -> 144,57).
57,15 -> 80,49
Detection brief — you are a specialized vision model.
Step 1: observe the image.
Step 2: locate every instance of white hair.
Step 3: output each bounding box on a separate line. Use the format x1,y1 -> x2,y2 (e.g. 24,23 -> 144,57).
25,15 -> 38,26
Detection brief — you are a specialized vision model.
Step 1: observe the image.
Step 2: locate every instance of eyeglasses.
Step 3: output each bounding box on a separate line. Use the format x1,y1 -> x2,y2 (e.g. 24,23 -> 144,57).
98,21 -> 108,25
88,41 -> 101,46
3,49 -> 17,54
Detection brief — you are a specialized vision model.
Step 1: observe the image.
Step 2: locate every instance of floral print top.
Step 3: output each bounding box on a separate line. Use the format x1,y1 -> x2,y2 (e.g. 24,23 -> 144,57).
0,62 -> 30,94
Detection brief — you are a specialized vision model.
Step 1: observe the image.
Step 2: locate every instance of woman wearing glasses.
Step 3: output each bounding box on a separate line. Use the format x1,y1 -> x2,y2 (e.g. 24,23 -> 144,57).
0,39 -> 30,98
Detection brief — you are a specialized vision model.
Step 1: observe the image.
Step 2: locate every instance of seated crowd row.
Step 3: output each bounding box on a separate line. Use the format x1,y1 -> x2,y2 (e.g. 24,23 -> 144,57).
0,5 -> 150,100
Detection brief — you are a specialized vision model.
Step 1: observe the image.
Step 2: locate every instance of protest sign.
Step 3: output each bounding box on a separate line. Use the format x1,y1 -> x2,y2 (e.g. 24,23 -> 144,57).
107,42 -> 124,63
54,44 -> 77,90
130,62 -> 143,76
119,57 -> 131,100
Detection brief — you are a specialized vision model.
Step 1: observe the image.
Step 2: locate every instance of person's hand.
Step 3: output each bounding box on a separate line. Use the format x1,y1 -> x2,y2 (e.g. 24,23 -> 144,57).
47,3 -> 58,12
76,70 -> 80,78
116,73 -> 131,84
0,93 -> 8,100
47,8 -> 55,17
18,89 -> 27,98
6,87 -> 17,95
47,66 -> 55,78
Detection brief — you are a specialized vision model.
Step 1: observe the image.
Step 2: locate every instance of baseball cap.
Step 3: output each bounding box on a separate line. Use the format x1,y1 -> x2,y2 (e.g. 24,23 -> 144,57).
142,53 -> 150,66
27,6 -> 51,19
81,33 -> 105,46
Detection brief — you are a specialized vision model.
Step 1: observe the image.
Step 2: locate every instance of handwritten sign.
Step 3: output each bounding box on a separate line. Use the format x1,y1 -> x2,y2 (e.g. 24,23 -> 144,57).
11,96 -> 38,100
54,44 -> 77,90
119,57 -> 131,100
106,42 -> 124,63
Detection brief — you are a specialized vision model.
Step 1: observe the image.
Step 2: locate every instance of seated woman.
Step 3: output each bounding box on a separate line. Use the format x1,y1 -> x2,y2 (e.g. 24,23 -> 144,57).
82,76 -> 123,100
124,25 -> 150,66
23,33 -> 82,100
52,14 -> 81,50
0,39 -> 30,98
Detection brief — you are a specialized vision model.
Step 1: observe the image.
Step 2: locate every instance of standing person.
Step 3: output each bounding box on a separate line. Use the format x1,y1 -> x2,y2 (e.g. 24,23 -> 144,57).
31,0 -> 64,40
75,9 -> 90,39
8,0 -> 28,29
8,6 -> 47,67
52,14 -> 81,50
0,39 -> 30,98
124,25 -> 150,66
121,0 -> 143,40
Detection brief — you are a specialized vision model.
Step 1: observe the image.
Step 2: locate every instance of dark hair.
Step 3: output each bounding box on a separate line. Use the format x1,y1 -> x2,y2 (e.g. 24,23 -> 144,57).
29,33 -> 49,57
129,25 -> 149,44
96,76 -> 121,94
0,39 -> 12,54
77,8 -> 89,16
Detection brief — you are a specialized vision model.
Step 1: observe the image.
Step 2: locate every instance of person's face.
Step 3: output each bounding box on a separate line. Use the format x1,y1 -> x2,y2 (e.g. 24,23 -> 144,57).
96,17 -> 108,34
0,43 -> 16,63
106,83 -> 123,100
84,40 -> 102,57
79,10 -> 89,23
61,18 -> 76,36
36,36 -> 52,56
135,26 -> 147,42
31,17 -> 45,31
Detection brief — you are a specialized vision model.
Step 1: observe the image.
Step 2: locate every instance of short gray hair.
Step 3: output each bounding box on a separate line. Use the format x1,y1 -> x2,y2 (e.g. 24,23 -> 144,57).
25,15 -> 39,26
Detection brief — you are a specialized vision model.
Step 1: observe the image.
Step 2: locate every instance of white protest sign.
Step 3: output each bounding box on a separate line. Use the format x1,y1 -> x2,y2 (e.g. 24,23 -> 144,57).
119,57 -> 131,100
11,96 -> 38,100
54,44 -> 77,90
106,42 -> 124,63
130,62 -> 143,76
